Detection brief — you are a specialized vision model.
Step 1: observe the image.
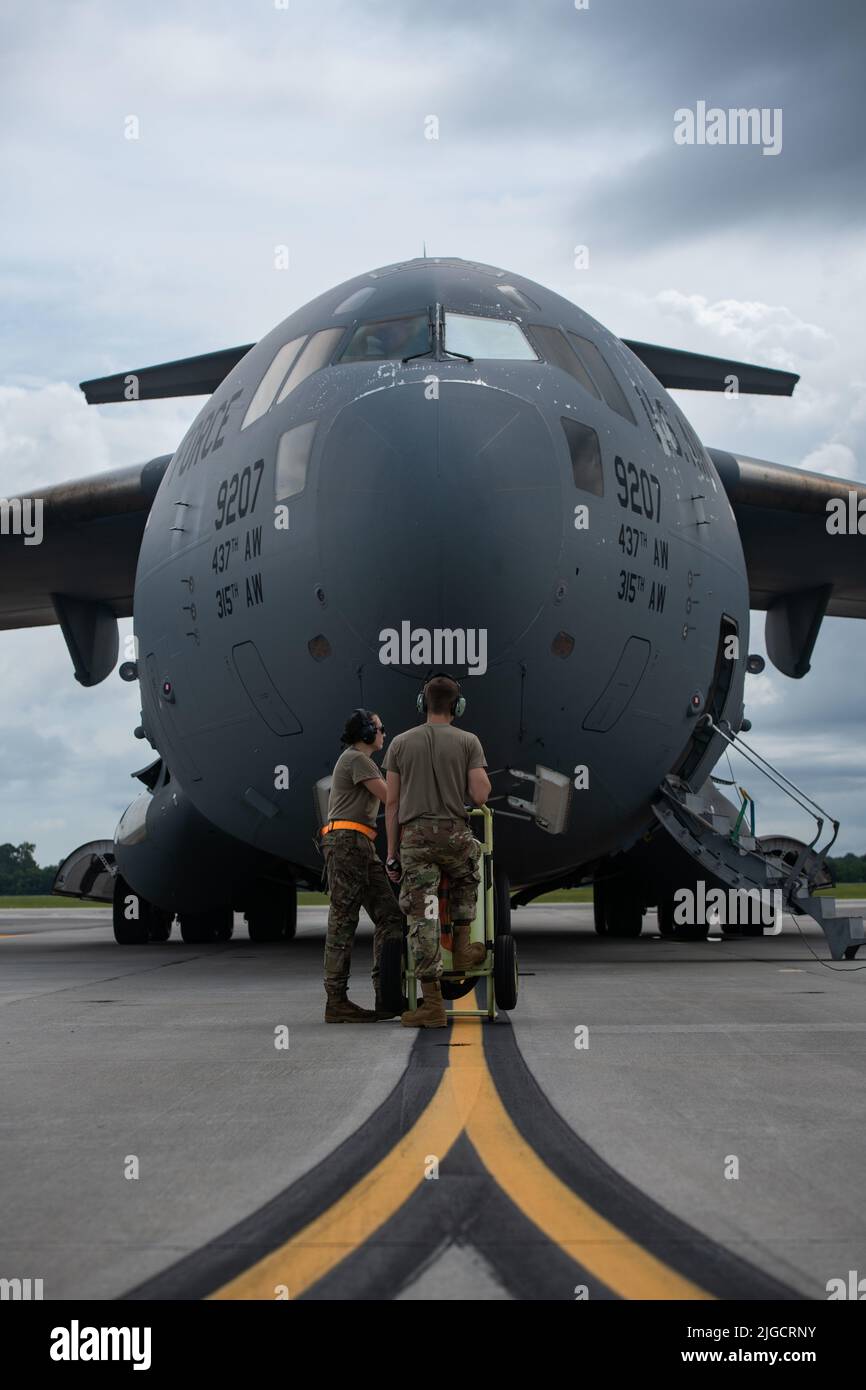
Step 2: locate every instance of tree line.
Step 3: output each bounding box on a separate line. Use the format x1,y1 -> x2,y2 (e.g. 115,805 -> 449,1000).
0,843 -> 59,895
1,840 -> 865,897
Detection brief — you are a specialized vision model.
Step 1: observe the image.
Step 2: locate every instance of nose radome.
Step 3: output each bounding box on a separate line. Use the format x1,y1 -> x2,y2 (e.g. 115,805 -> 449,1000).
319,379 -> 562,661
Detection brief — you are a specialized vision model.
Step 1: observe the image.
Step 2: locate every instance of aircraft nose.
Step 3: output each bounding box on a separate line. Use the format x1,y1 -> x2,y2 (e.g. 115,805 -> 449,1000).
318,378 -> 561,662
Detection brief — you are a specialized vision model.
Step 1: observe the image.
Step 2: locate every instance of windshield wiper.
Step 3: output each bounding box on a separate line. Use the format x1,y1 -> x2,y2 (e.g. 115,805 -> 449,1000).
440,304 -> 473,361
402,303 -> 474,363
402,304 -> 439,363
442,347 -> 473,362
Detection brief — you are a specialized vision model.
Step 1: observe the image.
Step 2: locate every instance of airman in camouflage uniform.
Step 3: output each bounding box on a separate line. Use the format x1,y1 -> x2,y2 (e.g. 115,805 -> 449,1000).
397,818 -> 481,980
384,674 -> 491,1028
323,829 -> 402,999
322,709 -> 402,1022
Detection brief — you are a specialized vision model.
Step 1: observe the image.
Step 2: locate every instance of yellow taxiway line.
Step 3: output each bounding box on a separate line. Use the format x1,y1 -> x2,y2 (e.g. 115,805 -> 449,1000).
210,1037 -> 482,1299
211,994 -> 710,1300
453,997 -> 710,1299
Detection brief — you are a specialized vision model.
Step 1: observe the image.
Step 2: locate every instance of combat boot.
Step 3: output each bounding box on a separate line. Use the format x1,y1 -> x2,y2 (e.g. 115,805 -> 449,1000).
400,979 -> 447,1029
451,922 -> 486,971
325,989 -> 377,1022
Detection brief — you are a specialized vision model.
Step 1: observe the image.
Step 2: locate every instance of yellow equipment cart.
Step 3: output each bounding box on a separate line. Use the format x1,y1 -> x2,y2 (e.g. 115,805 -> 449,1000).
379,806 -> 518,1021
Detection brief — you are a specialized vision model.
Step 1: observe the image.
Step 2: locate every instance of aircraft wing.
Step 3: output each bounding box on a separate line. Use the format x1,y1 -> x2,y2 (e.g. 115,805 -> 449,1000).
79,345 -> 253,403
0,455 -> 171,683
709,448 -> 866,676
622,341 -> 798,395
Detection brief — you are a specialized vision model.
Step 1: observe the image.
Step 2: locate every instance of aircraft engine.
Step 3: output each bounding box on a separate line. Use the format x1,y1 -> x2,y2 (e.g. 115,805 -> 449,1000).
113,777 -> 283,914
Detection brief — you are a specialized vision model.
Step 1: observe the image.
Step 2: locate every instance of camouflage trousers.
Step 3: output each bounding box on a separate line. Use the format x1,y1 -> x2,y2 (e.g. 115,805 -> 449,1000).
322,830 -> 403,995
398,818 -> 481,981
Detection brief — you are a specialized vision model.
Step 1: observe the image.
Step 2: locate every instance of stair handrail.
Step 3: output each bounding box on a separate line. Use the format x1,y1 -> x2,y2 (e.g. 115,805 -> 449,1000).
700,716 -> 840,870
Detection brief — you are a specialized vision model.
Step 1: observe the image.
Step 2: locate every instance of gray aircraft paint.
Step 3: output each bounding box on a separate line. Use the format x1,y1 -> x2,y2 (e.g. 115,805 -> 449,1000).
132,258 -> 748,890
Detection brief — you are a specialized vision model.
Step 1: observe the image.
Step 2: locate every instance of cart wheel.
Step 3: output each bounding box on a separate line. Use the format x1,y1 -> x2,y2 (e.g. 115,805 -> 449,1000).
493,934 -> 518,1010
379,938 -> 406,1014
494,868 -> 512,936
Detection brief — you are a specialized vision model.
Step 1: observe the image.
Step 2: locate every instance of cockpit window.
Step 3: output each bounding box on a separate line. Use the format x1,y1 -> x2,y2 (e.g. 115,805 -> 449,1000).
339,314 -> 430,362
561,417 -> 603,496
566,333 -> 637,426
242,336 -> 305,430
276,328 -> 345,403
443,312 -> 537,360
276,420 -> 317,499
528,324 -> 601,400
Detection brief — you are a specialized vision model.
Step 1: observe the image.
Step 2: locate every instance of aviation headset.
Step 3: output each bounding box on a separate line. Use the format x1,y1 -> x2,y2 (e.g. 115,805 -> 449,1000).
349,708 -> 378,745
416,672 -> 466,719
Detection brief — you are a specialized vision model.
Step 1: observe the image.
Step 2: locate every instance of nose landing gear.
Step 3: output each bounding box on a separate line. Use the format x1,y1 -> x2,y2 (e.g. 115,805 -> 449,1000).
594,877 -> 644,938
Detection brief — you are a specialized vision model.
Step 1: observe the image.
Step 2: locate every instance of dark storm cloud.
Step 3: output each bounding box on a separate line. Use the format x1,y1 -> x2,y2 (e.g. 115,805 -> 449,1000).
390,0 -> 866,247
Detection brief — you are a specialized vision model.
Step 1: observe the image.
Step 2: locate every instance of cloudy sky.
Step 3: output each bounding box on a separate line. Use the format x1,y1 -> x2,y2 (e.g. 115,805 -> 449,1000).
1,0 -> 865,865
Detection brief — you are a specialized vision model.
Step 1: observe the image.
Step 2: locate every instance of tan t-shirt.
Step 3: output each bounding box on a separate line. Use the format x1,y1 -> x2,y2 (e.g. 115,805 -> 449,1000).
327,748 -> 382,828
383,723 -> 487,824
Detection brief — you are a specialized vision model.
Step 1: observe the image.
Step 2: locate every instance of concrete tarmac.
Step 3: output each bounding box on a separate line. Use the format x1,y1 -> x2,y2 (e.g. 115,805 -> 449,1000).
1,904 -> 864,1300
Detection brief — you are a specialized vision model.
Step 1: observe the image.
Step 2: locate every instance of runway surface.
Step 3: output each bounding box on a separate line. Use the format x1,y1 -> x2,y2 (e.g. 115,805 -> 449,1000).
1,904 -> 865,1300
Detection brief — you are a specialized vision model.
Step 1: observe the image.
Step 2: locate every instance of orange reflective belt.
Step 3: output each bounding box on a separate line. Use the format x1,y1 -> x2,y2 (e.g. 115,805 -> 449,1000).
321,820 -> 377,841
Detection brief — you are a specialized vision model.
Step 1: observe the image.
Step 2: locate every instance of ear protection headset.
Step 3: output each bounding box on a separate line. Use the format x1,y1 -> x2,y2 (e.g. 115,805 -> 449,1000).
416,672 -> 466,719
351,708 -> 378,744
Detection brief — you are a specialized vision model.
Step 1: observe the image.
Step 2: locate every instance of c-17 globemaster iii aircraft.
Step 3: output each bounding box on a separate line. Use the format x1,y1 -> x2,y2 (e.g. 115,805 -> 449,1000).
2,258 -> 865,956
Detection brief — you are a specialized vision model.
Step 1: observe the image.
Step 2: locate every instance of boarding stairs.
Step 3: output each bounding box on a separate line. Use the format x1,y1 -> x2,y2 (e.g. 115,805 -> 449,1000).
652,719 -> 866,960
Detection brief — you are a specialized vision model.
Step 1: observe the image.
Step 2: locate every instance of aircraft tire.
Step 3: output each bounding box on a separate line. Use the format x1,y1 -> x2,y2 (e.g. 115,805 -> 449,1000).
245,915 -> 282,943
283,884 -> 298,941
212,911 -> 234,942
246,883 -> 297,942
604,881 -> 644,938
656,894 -> 676,937
674,921 -> 710,942
112,876 -> 150,945
148,910 -> 173,942
593,882 -> 608,935
179,910 -> 233,944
